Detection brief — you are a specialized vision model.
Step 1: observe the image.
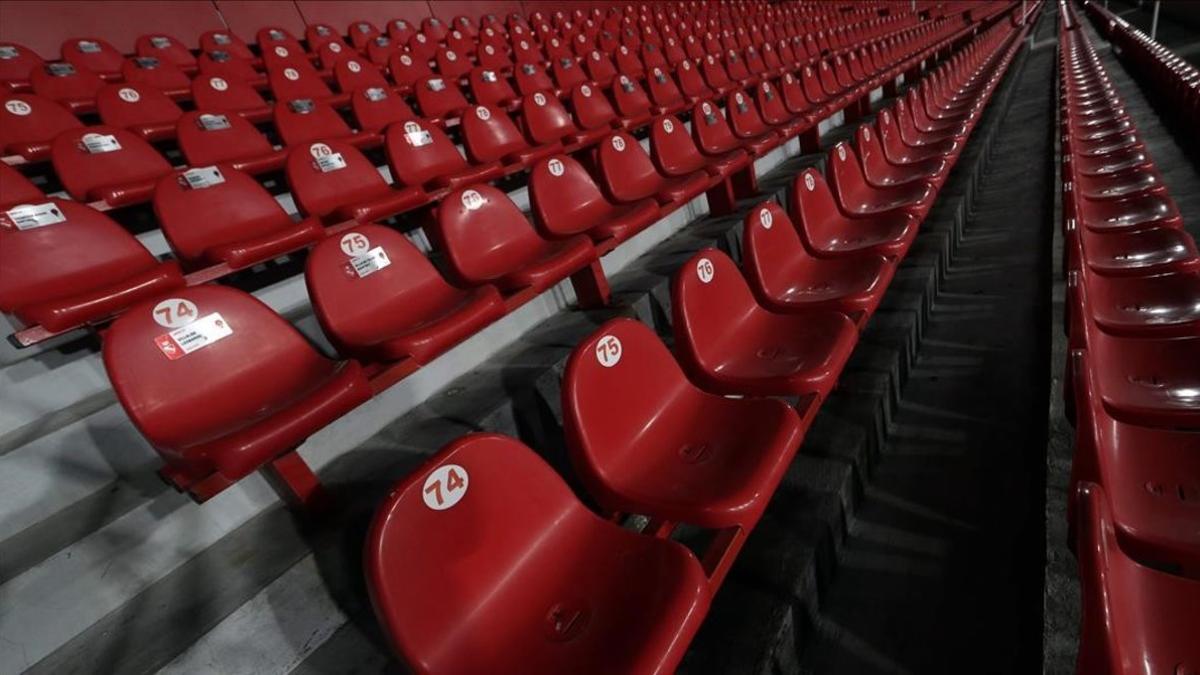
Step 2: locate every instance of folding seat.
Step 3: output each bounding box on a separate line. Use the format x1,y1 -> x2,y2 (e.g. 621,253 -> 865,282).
854,125 -> 947,190
461,104 -> 561,168
96,83 -> 183,141
614,45 -> 644,77
268,60 -> 335,103
102,285 -> 372,502
674,60 -> 712,103
0,199 -> 185,333
197,50 -> 262,85
894,97 -> 963,151
513,64 -> 556,100
387,19 -> 416,44
759,42 -> 784,77
388,52 -> 432,91
875,109 -> 952,165
153,165 -> 323,269
529,154 -> 660,247
511,38 -> 544,65
467,67 -> 517,109
407,33 -> 437,63
789,168 -> 915,259
1077,227 -> 1199,278
351,87 -> 416,134
413,75 -> 470,121
190,75 -> 271,122
343,21 -> 378,51
569,83 -> 620,135
446,28 -> 475,56
366,432 -> 711,675
650,114 -> 748,181
551,56 -> 588,91
29,62 -> 104,111
699,54 -> 735,97
645,66 -> 685,115
641,42 -> 668,72
828,142 -> 934,218
134,33 -> 196,72
120,56 -> 191,95
61,37 -> 124,78
754,79 -> 812,138
306,224 -> 505,363
662,36 -> 688,66
722,49 -> 755,85
744,46 -> 770,81
521,90 -> 601,148
0,42 -> 44,86
1076,264 -> 1200,339
275,98 -> 367,149
51,126 -> 172,206
610,74 -> 653,129
563,317 -> 803,529
672,248 -> 857,398
831,56 -> 858,92
434,184 -> 597,294
725,90 -> 784,153
333,57 -> 389,94
287,138 -> 426,223
419,16 -> 448,44
1084,327 -> 1200,429
430,48 -> 466,82
1,93 -> 83,162
256,27 -> 306,63
305,24 -> 344,55
598,130 -> 710,210
742,201 -> 893,318
798,63 -> 832,111
199,30 -> 255,62
582,50 -> 618,88
1073,483 -> 1200,675
385,119 -> 504,192
0,163 -> 44,207
691,99 -> 765,160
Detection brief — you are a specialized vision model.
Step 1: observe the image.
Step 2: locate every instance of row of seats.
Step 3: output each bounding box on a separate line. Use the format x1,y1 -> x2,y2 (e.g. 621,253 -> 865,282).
86,2 -> 1023,507
1082,0 -> 1200,130
1056,5 -> 1200,674
362,16 -> 1031,673
0,7 -> 984,347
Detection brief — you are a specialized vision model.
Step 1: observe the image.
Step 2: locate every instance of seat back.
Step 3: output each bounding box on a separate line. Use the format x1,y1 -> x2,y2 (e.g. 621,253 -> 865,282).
800,64 -> 828,103
274,98 -> 353,146
671,248 -> 762,372
177,111 -> 274,166
334,57 -> 388,93
96,83 -> 182,130
0,93 -> 83,151
778,71 -> 813,115
551,55 -> 588,90
348,20 -> 381,51
436,184 -> 547,285
529,154 -> 614,237
0,199 -> 160,312
286,138 -> 390,217
460,104 -> 530,164
468,67 -> 517,106
199,30 -> 255,61
724,49 -> 751,81
611,74 -> 652,120
563,317 -> 700,485
827,141 -> 871,205
614,45 -> 644,77
521,90 -> 579,144
789,168 -> 849,252
0,42 -> 45,84
121,56 -> 190,91
351,87 -> 415,133
0,162 -> 44,207
649,114 -> 706,176
30,61 -> 104,104
197,50 -> 261,83
513,61 -> 555,95
570,82 -> 618,130
755,79 -> 792,125
435,47 -> 471,80
476,42 -> 512,70
268,60 -> 332,101
61,37 -> 124,75
389,52 -> 432,89
853,124 -> 897,185
700,53 -> 732,91
191,74 -> 268,114
414,75 -> 469,119
366,433 -> 592,675
304,24 -> 342,54
135,33 -> 196,68
102,285 -> 337,456
646,66 -> 684,110
691,99 -> 739,154
597,131 -> 662,203
583,49 -> 618,85
153,165 -> 292,262
384,118 -> 470,187
742,201 -> 817,302
727,89 -> 771,137
50,125 -> 171,201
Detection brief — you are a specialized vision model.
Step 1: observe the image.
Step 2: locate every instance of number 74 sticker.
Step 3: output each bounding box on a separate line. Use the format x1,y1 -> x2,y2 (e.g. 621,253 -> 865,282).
423,464 -> 469,510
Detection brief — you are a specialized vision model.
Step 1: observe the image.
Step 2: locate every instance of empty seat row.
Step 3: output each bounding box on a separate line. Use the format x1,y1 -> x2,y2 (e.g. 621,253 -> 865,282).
1056,6 -> 1200,674
361,14 -> 1032,672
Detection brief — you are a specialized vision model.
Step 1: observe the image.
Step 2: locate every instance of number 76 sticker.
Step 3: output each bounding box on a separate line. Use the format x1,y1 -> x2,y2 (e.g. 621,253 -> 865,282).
423,464 -> 469,510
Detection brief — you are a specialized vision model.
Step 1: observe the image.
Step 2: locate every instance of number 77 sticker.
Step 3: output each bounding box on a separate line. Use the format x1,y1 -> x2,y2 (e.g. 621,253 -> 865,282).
422,464 -> 469,510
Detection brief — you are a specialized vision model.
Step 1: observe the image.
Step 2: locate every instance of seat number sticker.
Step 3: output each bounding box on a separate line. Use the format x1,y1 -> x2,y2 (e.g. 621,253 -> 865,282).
696,257 -> 714,283
595,335 -> 622,367
760,208 -> 773,229
461,189 -> 484,210
548,158 -> 564,176
82,133 -> 121,154
4,203 -> 66,230
403,121 -> 433,147
349,246 -> 391,278
315,152 -> 347,173
181,166 -> 225,190
197,113 -> 231,130
154,312 -> 233,360
423,464 -> 468,510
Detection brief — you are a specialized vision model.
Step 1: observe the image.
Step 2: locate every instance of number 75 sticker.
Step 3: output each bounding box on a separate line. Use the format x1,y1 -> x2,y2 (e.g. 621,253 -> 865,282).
423,464 -> 469,510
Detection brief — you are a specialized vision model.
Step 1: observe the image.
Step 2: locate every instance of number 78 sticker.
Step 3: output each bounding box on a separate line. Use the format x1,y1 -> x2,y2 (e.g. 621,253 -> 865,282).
423,464 -> 469,510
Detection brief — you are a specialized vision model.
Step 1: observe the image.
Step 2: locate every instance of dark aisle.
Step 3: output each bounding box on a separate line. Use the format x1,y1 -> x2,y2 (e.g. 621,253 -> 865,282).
799,33 -> 1057,675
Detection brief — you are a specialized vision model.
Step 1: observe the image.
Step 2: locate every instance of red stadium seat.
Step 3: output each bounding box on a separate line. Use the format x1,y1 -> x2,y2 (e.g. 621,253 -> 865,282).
1,93 -> 83,162
95,83 -> 182,141
199,30 -> 255,62
1077,227 -> 1197,277
551,55 -> 588,91
0,42 -> 44,86
675,60 -> 712,103
1085,328 -> 1200,429
477,42 -> 513,71
461,104 -> 561,167
569,82 -> 620,134
582,50 -> 618,87
1074,483 -> 1200,675
191,74 -> 271,121
287,138 -> 426,222
0,199 -> 184,332
649,114 -> 748,180
29,62 -> 104,111
521,90 -> 601,147
134,33 -> 196,70
611,74 -> 653,128
827,142 -> 934,218
153,165 -> 324,269
597,130 -> 710,208
348,20 -> 382,52
413,75 -> 470,121
514,62 -> 556,96
120,56 -> 190,94
273,98 -> 357,148
435,47 -> 471,81
102,285 -> 371,501
468,67 -> 520,108
256,27 -> 306,63
854,125 -> 948,190
389,52 -> 433,90
333,57 -> 389,94
671,248 -> 857,398
742,201 -> 894,317
61,37 -> 124,78
725,90 -> 784,154
563,317 -> 803,529
0,163 -> 44,207
196,51 -> 262,85
51,125 -> 172,206
384,119 -> 505,191
645,65 -> 685,114
305,224 -> 505,363
435,184 -> 596,294
876,108 -> 954,164
267,60 -> 334,103
176,111 -> 285,175
789,168 -> 915,259
304,24 -> 343,55
350,86 -> 416,134
529,154 -> 660,246
365,433 -> 711,675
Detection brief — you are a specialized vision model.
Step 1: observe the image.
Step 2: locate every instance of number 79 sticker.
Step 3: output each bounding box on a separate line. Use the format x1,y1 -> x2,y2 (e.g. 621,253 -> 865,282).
423,464 -> 469,510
